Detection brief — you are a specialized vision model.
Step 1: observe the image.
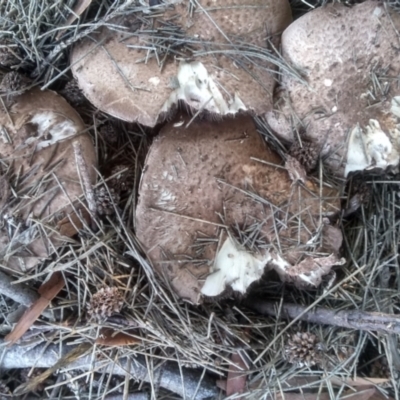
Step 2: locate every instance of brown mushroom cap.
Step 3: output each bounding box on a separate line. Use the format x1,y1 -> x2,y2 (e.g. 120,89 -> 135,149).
135,115 -> 341,304
266,1 -> 400,176
0,88 -> 96,271
71,0 -> 292,127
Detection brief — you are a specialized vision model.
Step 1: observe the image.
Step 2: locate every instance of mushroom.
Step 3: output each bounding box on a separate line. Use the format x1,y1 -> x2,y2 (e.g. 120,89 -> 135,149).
71,0 -> 292,127
265,1 -> 400,177
0,88 -> 96,271
135,115 -> 343,304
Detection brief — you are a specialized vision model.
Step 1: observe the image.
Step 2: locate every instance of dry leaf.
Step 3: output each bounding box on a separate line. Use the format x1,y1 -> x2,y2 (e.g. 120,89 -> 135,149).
216,379 -> 227,391
5,272 -> 65,346
95,328 -> 140,346
226,351 -> 250,398
57,208 -> 90,237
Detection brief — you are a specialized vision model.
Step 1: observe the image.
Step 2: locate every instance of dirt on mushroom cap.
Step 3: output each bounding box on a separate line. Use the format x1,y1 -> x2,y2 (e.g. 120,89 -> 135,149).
71,0 -> 292,127
266,0 -> 400,177
0,88 -> 96,271
135,115 -> 342,304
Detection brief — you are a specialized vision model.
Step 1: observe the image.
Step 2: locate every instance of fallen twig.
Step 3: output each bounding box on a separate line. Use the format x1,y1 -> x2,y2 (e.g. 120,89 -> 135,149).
0,270 -> 42,307
0,270 -> 53,320
0,339 -> 218,400
245,299 -> 400,335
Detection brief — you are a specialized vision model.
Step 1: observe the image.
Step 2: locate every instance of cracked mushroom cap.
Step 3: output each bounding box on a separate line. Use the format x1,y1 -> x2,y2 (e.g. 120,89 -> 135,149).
71,0 -> 292,127
266,1 -> 400,177
135,115 -> 343,304
0,88 -> 96,271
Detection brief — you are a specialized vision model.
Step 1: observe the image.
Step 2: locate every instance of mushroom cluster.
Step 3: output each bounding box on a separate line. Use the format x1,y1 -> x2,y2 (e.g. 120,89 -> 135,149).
4,0 -> 396,304
69,0 -> 346,303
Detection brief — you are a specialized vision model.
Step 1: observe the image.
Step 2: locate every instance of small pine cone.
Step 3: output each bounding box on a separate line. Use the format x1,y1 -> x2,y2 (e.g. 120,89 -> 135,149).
0,71 -> 30,95
87,287 -> 124,321
0,41 -> 20,67
109,165 -> 135,192
100,123 -> 118,144
60,79 -> 86,106
285,332 -> 322,367
0,381 -> 11,398
95,186 -> 120,216
289,140 -> 320,173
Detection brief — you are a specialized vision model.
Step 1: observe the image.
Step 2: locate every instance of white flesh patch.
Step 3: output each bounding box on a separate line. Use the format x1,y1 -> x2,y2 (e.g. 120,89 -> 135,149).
391,96 -> 400,119
25,112 -> 78,150
200,237 -> 270,297
161,61 -> 246,116
344,119 -> 399,177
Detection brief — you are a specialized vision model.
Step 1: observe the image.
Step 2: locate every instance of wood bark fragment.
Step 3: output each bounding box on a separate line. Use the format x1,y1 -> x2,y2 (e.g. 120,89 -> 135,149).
0,339 -> 218,400
0,270 -> 42,307
245,299 -> 400,335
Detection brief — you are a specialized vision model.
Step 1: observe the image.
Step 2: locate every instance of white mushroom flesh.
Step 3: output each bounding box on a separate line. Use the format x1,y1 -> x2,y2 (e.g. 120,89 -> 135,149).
24,111 -> 78,150
200,237 -> 271,297
161,61 -> 247,116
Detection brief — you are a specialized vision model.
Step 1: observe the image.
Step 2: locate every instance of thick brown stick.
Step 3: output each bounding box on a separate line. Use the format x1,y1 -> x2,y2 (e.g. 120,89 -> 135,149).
245,299 -> 400,335
5,272 -> 65,346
